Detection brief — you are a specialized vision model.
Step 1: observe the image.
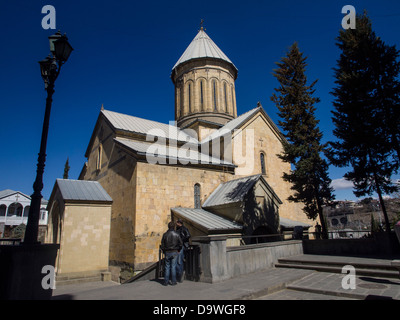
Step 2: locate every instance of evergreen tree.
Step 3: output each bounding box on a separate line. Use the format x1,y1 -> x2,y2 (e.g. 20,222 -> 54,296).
63,158 -> 70,179
271,42 -> 335,239
328,12 -> 399,233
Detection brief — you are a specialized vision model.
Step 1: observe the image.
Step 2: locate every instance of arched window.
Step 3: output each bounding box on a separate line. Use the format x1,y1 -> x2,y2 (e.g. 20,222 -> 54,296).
97,144 -> 102,171
231,86 -> 235,112
200,80 -> 204,111
213,80 -> 217,111
260,152 -> 266,175
188,83 -> 192,112
0,205 -> 6,216
23,206 -> 30,217
194,183 -> 201,209
7,203 -> 23,217
224,82 -> 228,112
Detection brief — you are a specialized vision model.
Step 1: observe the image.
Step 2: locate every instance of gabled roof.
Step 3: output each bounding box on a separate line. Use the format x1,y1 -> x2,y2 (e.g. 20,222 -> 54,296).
171,207 -> 242,234
203,174 -> 282,208
200,105 -> 286,144
102,109 -> 196,143
54,179 -> 112,203
0,189 -> 32,201
172,29 -> 237,72
114,137 -> 235,168
85,109 -> 199,157
201,107 -> 260,144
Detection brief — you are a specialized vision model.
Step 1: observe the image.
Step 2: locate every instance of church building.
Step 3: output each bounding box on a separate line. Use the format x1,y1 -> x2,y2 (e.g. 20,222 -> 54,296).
47,27 -> 313,276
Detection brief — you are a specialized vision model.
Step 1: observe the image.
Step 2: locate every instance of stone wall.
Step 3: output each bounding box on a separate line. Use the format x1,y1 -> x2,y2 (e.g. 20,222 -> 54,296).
134,162 -> 232,269
55,203 -> 112,275
232,112 -> 309,226
192,236 -> 303,283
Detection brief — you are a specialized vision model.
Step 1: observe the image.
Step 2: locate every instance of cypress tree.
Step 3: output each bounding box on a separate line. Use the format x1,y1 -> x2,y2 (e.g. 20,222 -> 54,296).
63,158 -> 70,179
271,42 -> 334,239
329,12 -> 399,233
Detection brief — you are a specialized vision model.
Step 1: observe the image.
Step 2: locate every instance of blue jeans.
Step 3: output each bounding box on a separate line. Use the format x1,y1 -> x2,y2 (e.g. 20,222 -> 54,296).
177,248 -> 185,280
164,251 -> 179,285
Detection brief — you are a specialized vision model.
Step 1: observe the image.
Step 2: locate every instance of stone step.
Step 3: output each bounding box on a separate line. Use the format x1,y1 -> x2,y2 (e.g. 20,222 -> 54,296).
275,262 -> 399,279
278,255 -> 398,269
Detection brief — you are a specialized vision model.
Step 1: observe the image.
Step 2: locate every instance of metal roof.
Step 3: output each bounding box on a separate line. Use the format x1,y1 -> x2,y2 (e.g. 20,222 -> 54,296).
172,29 -> 237,71
102,109 -> 197,143
201,107 -> 260,144
280,217 -> 311,229
202,175 -> 262,208
114,137 -> 235,167
171,207 -> 242,232
0,189 -> 17,199
56,179 -> 112,203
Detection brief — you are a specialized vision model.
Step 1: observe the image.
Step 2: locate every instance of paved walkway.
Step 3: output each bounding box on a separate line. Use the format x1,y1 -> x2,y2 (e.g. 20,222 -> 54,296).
52,255 -> 400,300
52,268 -> 313,300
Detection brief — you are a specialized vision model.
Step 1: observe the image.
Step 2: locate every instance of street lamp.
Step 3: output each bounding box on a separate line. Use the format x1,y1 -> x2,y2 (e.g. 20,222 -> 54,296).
24,31 -> 73,244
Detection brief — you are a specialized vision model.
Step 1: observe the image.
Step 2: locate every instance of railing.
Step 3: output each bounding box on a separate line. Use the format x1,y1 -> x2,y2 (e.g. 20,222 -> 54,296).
157,245 -> 201,282
0,238 -> 22,245
220,229 -> 373,246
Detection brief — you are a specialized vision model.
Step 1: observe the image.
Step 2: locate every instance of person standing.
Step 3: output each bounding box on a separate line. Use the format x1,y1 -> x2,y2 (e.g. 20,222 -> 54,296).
161,221 -> 182,286
176,219 -> 191,282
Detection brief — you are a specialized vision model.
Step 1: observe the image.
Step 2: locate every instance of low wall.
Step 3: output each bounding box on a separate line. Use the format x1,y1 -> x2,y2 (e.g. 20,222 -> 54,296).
303,232 -> 400,257
192,236 -> 302,283
226,240 -> 303,278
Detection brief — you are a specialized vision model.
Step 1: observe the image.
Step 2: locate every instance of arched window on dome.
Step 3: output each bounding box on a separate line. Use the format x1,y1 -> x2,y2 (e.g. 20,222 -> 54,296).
213,80 -> 218,111
188,83 -> 192,113
224,82 -> 228,113
200,80 -> 204,111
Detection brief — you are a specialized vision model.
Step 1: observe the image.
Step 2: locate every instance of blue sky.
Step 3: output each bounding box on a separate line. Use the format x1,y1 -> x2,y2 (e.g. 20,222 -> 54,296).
1,0 -> 400,201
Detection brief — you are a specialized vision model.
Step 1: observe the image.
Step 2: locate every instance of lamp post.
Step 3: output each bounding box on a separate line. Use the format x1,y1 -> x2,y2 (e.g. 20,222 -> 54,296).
24,31 -> 73,244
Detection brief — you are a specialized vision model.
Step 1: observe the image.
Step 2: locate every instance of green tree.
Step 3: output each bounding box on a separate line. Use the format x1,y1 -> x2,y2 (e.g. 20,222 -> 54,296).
328,12 -> 399,233
271,42 -> 335,239
63,157 -> 70,179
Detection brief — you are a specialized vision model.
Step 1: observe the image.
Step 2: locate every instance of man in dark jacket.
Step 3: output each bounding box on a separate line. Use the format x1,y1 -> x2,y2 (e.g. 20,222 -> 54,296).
176,219 -> 191,282
161,221 -> 182,286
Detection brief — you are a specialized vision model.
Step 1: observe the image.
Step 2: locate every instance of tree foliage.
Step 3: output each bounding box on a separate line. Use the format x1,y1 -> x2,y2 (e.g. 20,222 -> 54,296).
328,12 -> 400,232
271,42 -> 335,238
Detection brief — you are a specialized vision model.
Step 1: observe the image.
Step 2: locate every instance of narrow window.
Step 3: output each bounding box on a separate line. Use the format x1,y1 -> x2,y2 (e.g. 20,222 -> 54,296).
260,153 -> 266,175
194,183 -> 201,209
200,81 -> 204,110
188,83 -> 192,112
231,86 -> 235,112
97,144 -> 102,170
224,82 -> 228,112
213,80 -> 217,111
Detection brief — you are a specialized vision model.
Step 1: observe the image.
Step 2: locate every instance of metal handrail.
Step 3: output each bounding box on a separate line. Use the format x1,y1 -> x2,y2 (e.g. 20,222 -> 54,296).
0,238 -> 22,245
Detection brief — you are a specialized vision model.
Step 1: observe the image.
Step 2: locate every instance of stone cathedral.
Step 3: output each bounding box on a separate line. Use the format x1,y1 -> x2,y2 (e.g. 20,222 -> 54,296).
47,27 -> 314,277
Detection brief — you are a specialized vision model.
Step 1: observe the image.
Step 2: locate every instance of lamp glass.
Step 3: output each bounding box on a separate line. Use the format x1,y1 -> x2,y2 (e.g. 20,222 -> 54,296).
54,37 -> 73,62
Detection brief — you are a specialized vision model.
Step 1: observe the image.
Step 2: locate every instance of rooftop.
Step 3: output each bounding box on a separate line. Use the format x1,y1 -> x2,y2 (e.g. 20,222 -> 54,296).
172,29 -> 237,72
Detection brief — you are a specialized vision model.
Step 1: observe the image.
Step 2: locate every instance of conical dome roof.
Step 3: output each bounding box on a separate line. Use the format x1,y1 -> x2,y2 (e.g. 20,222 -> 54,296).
172,29 -> 237,72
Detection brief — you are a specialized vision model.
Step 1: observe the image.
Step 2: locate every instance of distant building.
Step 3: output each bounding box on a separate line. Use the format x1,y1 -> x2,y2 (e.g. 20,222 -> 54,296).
0,189 -> 48,239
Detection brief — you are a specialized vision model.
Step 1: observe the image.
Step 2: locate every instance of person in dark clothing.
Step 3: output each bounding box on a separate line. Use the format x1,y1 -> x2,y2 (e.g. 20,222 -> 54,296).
176,219 -> 191,282
161,221 -> 182,286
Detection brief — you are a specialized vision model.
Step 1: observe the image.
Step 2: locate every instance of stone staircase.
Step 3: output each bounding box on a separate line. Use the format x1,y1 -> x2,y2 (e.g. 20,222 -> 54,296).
275,254 -> 400,279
